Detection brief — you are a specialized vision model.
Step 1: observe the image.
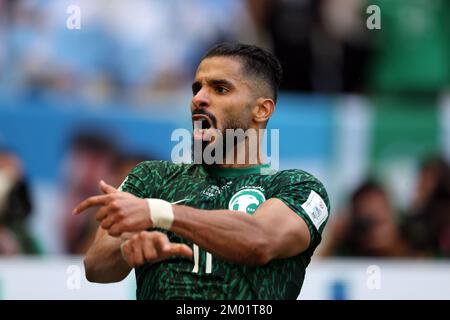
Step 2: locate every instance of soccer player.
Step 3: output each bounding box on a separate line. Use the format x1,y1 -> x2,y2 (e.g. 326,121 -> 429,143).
73,43 -> 331,299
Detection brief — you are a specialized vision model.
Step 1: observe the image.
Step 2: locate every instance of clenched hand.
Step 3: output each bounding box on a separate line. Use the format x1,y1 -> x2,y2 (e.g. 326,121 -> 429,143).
73,180 -> 153,237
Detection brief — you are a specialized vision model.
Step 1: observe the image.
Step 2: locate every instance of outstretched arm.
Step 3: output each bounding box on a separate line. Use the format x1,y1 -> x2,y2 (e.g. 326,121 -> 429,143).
170,199 -> 310,265
75,181 -> 311,266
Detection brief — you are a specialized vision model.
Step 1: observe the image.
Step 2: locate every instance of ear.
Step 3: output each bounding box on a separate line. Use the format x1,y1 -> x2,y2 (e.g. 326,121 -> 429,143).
252,98 -> 274,125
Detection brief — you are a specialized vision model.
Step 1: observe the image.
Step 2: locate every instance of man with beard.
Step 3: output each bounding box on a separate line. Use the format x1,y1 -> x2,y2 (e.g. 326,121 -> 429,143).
74,43 -> 330,299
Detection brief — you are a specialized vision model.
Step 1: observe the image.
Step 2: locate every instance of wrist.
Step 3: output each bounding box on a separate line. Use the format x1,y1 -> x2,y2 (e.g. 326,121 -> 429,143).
146,199 -> 174,230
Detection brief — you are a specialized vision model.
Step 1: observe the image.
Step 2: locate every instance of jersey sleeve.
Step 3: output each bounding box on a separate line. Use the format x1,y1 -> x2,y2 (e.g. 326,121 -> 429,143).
270,170 -> 331,251
118,160 -> 167,199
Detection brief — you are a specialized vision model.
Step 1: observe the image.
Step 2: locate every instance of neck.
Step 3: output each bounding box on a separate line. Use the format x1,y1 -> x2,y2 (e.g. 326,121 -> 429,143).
219,131 -> 264,168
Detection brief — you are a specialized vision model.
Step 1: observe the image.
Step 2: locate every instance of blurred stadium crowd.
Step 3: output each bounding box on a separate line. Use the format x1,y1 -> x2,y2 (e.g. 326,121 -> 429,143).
0,0 -> 450,259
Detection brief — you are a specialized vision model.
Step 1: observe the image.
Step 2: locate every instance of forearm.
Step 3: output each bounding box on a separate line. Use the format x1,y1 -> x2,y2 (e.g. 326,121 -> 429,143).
84,230 -> 131,283
171,205 -> 274,266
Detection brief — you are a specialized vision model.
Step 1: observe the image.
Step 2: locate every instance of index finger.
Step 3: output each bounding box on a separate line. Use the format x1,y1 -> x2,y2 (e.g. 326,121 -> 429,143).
152,232 -> 171,253
72,194 -> 112,215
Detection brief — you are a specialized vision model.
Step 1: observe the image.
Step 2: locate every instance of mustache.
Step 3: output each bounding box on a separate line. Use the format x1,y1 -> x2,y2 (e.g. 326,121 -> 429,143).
191,109 -> 218,128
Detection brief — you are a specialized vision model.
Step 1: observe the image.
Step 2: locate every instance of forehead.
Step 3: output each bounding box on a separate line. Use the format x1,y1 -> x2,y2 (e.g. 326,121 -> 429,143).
194,56 -> 245,83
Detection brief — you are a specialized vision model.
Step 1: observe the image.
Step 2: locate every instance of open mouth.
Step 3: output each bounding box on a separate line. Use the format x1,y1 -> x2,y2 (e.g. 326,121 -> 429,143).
192,115 -> 214,141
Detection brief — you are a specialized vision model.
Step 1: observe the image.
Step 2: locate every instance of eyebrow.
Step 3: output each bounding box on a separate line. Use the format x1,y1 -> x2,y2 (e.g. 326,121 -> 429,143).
192,78 -> 235,93
208,79 -> 234,88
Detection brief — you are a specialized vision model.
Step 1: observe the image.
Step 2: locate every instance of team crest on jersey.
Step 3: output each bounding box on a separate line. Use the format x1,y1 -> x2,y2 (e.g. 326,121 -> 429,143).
228,188 -> 266,214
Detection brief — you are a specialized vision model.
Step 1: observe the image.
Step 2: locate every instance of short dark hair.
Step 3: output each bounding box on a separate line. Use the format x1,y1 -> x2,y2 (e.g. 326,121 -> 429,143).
201,43 -> 283,102
351,180 -> 387,206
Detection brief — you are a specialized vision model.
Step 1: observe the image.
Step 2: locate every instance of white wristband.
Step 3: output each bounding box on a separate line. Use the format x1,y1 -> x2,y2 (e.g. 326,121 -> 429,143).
146,199 -> 174,230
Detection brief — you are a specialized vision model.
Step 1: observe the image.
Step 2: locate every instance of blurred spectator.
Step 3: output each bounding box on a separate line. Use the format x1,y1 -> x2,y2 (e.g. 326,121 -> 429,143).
110,151 -> 151,189
1,0 -> 254,106
0,149 -> 39,255
60,131 -> 118,254
59,130 -> 154,254
319,180 -> 413,257
403,156 -> 450,257
264,0 -> 373,92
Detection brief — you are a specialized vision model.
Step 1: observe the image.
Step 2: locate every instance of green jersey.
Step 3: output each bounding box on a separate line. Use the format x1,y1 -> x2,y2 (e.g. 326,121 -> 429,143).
120,160 -> 330,300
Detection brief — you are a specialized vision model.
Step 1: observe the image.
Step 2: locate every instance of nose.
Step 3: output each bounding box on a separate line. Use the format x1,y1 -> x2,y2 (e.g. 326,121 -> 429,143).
192,88 -> 210,110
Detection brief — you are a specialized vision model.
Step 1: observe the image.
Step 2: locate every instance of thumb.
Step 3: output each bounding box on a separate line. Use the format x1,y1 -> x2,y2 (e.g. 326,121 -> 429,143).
99,180 -> 118,194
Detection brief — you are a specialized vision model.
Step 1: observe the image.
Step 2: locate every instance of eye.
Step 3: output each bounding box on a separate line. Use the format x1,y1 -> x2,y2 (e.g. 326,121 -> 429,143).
215,86 -> 228,94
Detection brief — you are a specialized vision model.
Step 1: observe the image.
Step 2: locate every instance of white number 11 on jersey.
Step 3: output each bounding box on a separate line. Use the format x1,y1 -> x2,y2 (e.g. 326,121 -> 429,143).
192,244 -> 212,274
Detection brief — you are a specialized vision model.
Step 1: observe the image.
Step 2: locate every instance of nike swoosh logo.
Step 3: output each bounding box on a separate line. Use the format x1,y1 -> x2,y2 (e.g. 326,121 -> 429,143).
171,198 -> 191,205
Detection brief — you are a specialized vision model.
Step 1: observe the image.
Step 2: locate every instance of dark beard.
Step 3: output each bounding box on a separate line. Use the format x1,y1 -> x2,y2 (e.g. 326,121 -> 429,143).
191,117 -> 250,166
222,118 -> 250,165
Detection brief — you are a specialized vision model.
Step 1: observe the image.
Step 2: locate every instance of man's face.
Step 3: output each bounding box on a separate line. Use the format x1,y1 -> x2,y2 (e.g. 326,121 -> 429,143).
190,56 -> 256,144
